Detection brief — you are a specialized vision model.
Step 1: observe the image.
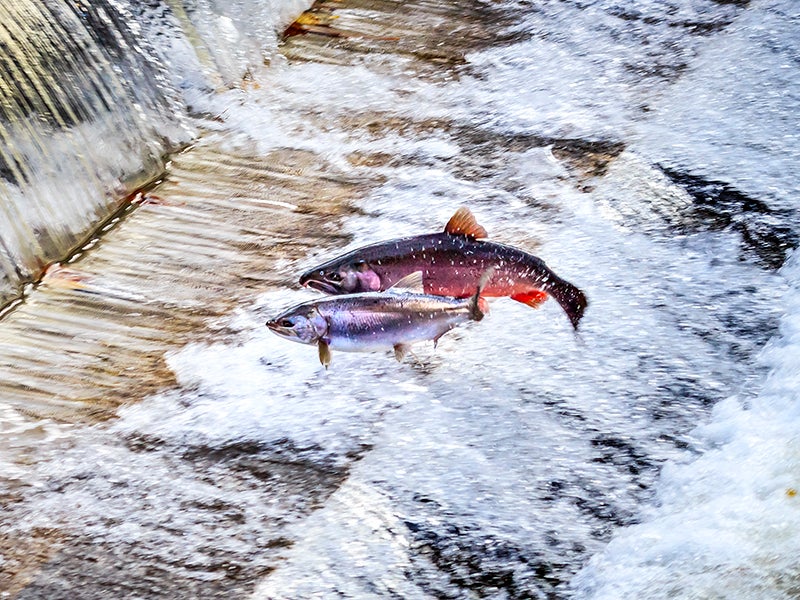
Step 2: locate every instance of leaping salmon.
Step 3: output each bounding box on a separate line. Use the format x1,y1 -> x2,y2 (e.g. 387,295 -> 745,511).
267,271 -> 490,368
299,207 -> 588,329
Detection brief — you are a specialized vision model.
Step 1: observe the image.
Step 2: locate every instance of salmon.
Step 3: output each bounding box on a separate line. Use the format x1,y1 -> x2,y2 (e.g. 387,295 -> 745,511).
299,208 -> 588,329
267,271 -> 490,368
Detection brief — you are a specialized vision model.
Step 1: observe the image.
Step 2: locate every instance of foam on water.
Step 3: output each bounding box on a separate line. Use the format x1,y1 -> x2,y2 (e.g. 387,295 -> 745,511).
242,1 -> 800,595
243,178 -> 786,595
4,0 -> 800,596
573,251 -> 800,599
446,0 -> 747,140
633,0 -> 800,207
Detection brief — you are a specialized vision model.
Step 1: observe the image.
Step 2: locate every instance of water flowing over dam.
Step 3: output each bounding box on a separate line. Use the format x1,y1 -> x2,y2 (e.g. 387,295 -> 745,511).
0,0 -> 309,307
1,0 -> 799,598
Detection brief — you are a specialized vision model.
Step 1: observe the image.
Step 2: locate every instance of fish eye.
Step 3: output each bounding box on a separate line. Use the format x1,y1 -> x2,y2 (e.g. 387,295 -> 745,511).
327,272 -> 342,282
279,319 -> 293,328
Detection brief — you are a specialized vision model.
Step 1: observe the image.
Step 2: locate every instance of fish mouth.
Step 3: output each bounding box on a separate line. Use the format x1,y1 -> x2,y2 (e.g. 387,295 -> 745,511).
266,320 -> 296,339
304,279 -> 341,295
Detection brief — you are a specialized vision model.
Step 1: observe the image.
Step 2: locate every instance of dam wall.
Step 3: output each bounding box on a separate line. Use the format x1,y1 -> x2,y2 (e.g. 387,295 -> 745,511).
0,0 -> 307,308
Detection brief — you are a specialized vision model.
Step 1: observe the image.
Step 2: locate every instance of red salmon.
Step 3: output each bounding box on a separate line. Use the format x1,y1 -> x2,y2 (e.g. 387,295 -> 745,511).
299,208 -> 588,329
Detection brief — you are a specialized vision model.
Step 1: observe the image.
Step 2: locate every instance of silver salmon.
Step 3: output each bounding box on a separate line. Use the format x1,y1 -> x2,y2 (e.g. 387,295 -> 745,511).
299,208 -> 588,329
266,272 -> 489,368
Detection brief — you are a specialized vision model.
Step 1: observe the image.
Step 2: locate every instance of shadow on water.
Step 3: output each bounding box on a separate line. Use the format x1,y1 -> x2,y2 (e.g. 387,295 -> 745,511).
658,166 -> 799,270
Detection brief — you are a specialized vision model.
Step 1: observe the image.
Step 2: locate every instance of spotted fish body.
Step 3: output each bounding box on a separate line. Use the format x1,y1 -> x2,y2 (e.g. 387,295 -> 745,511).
266,273 -> 488,367
299,208 -> 588,329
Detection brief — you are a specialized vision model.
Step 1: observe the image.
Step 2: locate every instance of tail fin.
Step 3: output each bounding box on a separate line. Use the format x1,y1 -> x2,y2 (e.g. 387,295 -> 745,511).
468,267 -> 495,322
547,275 -> 588,330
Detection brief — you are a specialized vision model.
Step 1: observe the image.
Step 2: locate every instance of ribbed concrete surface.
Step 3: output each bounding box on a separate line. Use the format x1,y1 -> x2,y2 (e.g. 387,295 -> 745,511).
0,142 -> 360,422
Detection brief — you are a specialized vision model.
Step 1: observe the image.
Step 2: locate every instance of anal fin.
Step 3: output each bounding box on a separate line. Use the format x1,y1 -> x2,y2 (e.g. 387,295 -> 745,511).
511,290 -> 548,309
394,343 -> 411,362
433,332 -> 445,350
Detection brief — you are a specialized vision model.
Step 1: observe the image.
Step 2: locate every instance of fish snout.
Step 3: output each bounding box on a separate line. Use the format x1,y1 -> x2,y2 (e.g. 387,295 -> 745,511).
298,270 -> 313,287
299,268 -> 340,294
266,317 -> 296,333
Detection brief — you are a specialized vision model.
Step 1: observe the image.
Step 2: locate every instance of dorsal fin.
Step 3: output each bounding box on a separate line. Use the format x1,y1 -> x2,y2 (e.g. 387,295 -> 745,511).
443,207 -> 488,239
389,270 -> 424,293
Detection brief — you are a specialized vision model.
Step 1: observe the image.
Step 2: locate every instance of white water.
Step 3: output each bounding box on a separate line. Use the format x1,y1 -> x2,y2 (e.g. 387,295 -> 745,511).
571,3 -> 800,597
4,0 -> 800,597
574,253 -> 800,599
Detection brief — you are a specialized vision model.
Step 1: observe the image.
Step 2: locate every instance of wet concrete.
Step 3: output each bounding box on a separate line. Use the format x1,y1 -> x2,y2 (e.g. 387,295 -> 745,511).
0,141 -> 362,423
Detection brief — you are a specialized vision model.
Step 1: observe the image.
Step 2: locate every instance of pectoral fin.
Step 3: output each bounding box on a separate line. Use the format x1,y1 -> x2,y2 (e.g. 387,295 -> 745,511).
393,343 -> 410,362
511,290 -> 548,309
468,266 -> 496,321
318,339 -> 332,369
389,271 -> 424,293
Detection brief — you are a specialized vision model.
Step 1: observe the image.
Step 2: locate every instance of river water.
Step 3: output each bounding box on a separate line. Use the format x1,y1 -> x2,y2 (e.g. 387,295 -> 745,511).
2,0 -> 799,598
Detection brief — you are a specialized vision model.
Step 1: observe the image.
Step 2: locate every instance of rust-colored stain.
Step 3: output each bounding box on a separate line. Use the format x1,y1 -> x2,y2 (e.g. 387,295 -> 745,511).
283,1 -> 399,40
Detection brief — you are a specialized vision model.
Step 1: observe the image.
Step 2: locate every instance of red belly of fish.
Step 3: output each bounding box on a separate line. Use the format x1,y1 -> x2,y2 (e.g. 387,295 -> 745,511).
422,271 -> 548,309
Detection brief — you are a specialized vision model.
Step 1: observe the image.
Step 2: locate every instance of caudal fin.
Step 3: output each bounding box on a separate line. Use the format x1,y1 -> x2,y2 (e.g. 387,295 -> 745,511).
468,267 -> 495,322
546,275 -> 588,330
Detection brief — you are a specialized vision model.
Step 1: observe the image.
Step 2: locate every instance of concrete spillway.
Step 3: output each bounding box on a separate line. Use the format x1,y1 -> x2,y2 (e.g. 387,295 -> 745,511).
2,0 -> 799,598
0,141 -> 359,422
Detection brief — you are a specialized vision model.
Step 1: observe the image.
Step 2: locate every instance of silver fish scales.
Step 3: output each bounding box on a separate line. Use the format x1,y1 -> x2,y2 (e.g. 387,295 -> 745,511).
267,272 -> 489,368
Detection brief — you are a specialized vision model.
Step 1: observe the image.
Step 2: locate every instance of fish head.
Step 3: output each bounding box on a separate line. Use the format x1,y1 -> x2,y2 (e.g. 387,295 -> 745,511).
266,306 -> 328,345
299,260 -> 381,295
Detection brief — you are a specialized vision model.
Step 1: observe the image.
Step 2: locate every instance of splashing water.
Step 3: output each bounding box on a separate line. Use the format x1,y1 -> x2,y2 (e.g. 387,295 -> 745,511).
1,0 -> 799,598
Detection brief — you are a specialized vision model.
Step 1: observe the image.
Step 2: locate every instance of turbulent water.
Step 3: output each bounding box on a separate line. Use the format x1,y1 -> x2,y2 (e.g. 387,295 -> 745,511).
2,0 -> 800,598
